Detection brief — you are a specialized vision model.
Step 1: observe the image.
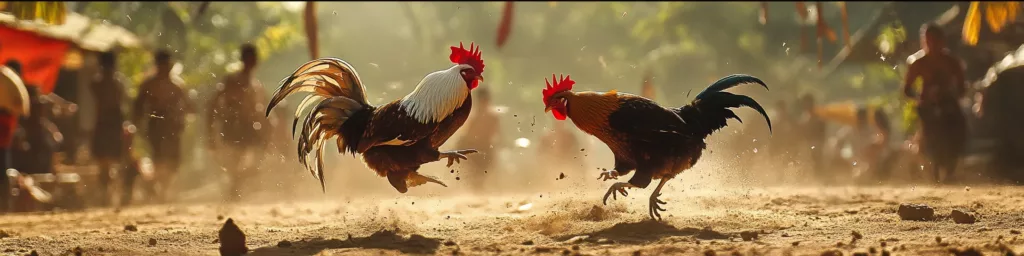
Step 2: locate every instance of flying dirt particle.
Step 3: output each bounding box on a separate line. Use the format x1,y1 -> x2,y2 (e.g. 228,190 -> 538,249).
456,177 -> 461,181
558,173 -> 566,180
521,240 -> 534,246
852,230 -> 864,240
965,186 -> 971,192
124,224 -> 138,232
897,203 -> 935,221
219,218 -> 248,256
951,209 -> 977,224
514,114 -> 518,117
936,236 -> 943,244
740,231 -> 758,241
580,148 -> 585,151
277,240 -> 292,248
444,241 -> 457,246
451,170 -> 455,174
217,215 -> 224,221
148,238 -> 157,246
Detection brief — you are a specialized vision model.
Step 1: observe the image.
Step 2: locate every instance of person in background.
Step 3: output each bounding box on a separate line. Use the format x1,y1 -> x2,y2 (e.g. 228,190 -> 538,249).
901,23 -> 968,184
90,51 -> 127,206
797,94 -> 828,183
132,50 -> 193,202
0,60 -> 29,212
453,87 -> 502,191
12,85 -> 62,176
206,44 -> 267,201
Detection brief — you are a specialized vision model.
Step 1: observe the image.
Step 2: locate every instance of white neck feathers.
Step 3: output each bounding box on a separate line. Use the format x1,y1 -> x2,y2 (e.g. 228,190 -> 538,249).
400,65 -> 471,123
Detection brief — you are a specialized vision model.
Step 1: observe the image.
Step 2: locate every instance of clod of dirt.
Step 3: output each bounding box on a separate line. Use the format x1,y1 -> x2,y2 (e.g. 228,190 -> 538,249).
565,249 -> 574,255
521,240 -> 534,246
951,209 -> 978,224
792,241 -> 800,246
949,247 -> 983,256
740,231 -> 758,241
936,236 -> 943,243
571,245 -> 580,251
851,231 -> 863,240
558,173 -> 566,180
703,249 -> 716,256
148,238 -> 157,246
819,249 -> 842,256
869,247 -> 877,254
72,247 -> 84,256
277,240 -> 292,248
585,206 -> 608,221
216,215 -> 224,221
124,224 -> 138,232
219,218 -> 249,256
881,250 -> 891,256
443,241 -> 456,246
897,203 -> 935,221
27,250 -> 38,256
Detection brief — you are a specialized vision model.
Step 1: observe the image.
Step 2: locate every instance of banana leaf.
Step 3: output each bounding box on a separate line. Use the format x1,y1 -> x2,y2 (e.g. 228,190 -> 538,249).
1,1 -> 66,25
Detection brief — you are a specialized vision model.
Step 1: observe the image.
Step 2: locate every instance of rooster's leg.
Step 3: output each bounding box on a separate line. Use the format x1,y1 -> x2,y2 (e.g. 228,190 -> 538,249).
649,178 -> 669,221
408,172 -> 448,188
602,182 -> 635,205
439,149 -> 479,167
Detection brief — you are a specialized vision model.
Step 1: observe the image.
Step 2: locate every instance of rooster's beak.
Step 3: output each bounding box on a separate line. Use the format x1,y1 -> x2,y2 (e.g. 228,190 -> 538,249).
476,75 -> 484,83
544,105 -> 552,113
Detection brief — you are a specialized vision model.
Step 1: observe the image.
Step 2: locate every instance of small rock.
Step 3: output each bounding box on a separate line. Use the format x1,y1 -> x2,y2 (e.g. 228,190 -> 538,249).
898,203 -> 935,221
444,241 -> 457,246
952,209 -> 978,224
124,224 -> 138,232
277,240 -> 292,248
949,247 -> 983,256
820,249 -> 843,256
565,249 -> 574,255
1011,230 -> 1021,235
631,250 -> 642,256
869,247 -> 877,254
28,250 -> 38,256
72,247 -> 84,256
881,250 -> 891,256
703,249 -> 717,256
936,236 -> 943,243
219,218 -> 249,256
792,241 -> 800,246
851,231 -> 863,240
571,245 -> 580,251
521,240 -> 534,246
740,231 -> 758,241
148,238 -> 157,246
880,241 -> 887,247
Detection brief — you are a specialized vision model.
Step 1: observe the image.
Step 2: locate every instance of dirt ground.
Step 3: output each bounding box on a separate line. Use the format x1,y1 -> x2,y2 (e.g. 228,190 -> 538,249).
0,183 -> 1022,256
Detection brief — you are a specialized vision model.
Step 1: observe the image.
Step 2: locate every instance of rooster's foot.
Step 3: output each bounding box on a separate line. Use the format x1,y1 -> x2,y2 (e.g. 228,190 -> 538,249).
598,170 -> 620,181
649,192 -> 667,221
439,149 -> 478,167
602,182 -> 634,205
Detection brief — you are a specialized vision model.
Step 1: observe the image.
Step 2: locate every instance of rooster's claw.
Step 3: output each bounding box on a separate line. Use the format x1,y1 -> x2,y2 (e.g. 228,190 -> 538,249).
602,182 -> 633,205
440,149 -> 478,167
598,170 -> 620,181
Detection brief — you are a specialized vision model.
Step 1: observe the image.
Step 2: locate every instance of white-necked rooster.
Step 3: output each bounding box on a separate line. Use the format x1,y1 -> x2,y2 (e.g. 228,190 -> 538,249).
266,42 -> 485,193
541,74 -> 771,220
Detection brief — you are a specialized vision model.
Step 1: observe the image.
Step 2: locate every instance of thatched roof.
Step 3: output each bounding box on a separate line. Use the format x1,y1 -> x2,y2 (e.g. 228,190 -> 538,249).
0,12 -> 140,52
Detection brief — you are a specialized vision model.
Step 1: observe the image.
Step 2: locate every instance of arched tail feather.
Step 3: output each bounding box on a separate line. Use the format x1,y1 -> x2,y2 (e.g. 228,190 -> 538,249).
693,74 -> 768,100
266,58 -> 373,192
676,75 -> 772,139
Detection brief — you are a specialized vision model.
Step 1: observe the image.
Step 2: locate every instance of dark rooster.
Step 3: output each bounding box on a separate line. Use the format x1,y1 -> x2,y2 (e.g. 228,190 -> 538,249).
541,74 -> 771,220
266,42 -> 485,193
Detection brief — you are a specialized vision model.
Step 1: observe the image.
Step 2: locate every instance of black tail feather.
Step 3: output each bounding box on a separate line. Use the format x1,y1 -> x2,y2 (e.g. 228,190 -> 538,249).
676,75 -> 772,139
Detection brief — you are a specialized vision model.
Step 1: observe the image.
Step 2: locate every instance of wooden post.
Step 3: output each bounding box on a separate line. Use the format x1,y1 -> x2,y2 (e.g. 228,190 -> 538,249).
304,1 -> 319,59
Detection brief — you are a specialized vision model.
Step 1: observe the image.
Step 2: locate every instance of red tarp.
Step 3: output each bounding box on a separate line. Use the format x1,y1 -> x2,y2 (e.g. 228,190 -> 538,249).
0,25 -> 70,94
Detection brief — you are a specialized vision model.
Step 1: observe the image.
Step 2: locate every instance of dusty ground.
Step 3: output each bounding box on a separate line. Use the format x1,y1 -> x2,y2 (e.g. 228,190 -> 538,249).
0,184 -> 1022,256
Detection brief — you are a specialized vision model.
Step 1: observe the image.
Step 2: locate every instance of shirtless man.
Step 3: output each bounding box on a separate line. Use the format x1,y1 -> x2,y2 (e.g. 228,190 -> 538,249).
902,23 -> 968,184
453,87 -> 502,191
206,44 -> 267,201
132,50 -> 194,202
90,51 -> 128,206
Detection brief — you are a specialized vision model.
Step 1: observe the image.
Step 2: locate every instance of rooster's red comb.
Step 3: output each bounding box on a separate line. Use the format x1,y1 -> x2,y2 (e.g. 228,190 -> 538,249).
542,74 -> 575,99
450,42 -> 485,73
